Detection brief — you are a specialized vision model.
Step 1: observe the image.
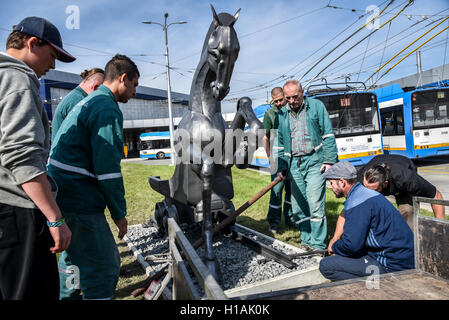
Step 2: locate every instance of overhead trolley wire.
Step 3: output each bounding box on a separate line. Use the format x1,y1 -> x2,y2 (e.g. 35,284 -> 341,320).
225,1 -> 386,98
366,15 -> 449,83
442,21 -> 449,78
303,0 -> 414,87
172,4 -> 328,65
326,36 -> 449,82
373,23 -> 449,85
322,14 -> 445,79
299,0 -> 395,81
376,21 -> 392,83
356,34 -> 372,82
282,8 -> 370,82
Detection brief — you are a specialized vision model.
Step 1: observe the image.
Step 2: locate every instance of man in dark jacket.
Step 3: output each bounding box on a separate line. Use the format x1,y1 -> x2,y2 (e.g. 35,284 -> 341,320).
319,161 -> 414,282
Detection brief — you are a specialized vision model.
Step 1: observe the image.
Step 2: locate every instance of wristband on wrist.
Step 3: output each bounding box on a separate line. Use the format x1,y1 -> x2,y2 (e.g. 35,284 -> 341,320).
47,217 -> 65,228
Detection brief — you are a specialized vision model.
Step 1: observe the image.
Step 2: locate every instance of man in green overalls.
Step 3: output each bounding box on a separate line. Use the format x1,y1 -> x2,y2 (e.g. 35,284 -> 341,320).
274,80 -> 337,250
263,87 -> 293,233
51,68 -> 104,142
48,54 -> 139,300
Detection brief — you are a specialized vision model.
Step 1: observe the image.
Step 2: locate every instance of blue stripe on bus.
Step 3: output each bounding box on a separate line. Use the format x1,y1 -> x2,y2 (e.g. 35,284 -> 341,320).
140,131 -> 170,138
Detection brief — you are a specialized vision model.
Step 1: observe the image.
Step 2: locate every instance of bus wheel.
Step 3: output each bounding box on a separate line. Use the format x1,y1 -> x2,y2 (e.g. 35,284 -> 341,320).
156,152 -> 165,159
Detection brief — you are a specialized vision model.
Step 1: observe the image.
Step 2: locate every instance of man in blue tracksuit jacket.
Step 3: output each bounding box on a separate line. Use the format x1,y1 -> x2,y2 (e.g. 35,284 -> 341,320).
319,161 -> 414,281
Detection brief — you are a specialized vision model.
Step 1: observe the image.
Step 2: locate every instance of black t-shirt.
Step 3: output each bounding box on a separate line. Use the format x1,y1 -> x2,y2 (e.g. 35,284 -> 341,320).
357,154 -> 436,198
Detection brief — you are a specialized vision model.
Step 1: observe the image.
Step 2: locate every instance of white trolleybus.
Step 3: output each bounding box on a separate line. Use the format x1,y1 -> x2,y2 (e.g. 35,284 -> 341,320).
305,81 -> 383,166
375,81 -> 449,159
138,131 -> 171,159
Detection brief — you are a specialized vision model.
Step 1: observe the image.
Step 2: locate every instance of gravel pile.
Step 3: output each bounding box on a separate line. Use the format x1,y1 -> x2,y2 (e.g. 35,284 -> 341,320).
125,222 -> 319,296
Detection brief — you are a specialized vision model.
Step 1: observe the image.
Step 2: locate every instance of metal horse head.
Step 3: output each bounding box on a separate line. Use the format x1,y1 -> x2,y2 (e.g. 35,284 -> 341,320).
207,5 -> 240,101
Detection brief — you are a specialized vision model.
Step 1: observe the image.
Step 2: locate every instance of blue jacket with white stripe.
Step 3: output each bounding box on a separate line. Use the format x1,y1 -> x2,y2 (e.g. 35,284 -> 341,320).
332,182 -> 414,272
48,85 -> 126,220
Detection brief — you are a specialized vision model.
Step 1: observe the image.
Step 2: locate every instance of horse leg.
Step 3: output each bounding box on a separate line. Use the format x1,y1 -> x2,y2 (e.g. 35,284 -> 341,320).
200,159 -> 222,282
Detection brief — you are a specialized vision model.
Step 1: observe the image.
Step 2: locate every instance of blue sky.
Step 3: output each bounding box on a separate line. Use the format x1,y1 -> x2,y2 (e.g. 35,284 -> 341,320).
1,0 -> 449,112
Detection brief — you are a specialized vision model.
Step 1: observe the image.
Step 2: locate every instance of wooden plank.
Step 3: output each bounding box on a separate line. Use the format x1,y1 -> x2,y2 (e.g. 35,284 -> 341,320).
244,270 -> 449,300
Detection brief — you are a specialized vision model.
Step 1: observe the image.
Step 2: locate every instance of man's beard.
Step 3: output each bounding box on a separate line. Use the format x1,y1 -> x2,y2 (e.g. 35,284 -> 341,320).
333,189 -> 345,198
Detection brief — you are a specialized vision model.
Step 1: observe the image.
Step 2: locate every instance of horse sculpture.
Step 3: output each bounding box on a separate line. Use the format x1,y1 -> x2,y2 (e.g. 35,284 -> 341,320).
148,5 -> 263,282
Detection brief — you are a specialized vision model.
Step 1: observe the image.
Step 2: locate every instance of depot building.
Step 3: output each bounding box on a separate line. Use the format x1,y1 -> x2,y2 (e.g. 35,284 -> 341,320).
40,69 -> 190,157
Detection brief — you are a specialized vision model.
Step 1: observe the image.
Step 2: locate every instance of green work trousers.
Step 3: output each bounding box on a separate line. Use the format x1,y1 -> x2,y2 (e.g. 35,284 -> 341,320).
267,173 -> 293,229
288,152 -> 327,250
58,212 -> 120,300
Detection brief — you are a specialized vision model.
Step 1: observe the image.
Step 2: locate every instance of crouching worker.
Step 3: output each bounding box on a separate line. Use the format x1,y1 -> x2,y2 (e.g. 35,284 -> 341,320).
319,161 -> 414,282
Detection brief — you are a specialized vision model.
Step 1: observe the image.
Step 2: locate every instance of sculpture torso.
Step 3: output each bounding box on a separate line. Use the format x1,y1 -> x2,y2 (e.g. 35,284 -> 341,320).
170,11 -> 240,205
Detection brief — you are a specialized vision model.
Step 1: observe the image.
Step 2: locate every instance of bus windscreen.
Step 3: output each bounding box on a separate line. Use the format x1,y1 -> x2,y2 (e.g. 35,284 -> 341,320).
314,93 -> 380,137
412,88 -> 449,128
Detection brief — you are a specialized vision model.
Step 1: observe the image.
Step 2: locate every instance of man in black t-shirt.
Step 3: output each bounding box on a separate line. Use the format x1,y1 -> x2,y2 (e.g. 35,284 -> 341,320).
357,154 -> 445,228
328,154 -> 445,253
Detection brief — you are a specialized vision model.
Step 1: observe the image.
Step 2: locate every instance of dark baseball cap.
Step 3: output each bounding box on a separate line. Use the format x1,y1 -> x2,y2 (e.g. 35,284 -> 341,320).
13,16 -> 76,63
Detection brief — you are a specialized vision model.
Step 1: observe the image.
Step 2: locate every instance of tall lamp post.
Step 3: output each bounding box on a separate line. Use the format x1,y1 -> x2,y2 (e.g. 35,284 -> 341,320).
142,13 -> 187,165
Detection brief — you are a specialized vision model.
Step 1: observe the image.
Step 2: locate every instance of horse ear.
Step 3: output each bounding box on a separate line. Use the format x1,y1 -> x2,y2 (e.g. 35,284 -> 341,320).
233,8 -> 241,23
210,4 -> 220,26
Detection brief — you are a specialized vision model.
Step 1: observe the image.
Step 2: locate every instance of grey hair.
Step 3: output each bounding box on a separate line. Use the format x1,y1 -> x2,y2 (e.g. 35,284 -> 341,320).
283,79 -> 303,90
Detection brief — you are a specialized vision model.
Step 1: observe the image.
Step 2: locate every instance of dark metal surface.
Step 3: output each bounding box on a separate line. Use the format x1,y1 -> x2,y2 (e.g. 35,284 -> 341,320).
288,250 -> 328,259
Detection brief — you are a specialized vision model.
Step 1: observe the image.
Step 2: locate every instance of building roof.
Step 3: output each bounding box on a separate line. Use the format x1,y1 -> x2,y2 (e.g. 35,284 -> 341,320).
378,63 -> 449,90
41,69 -> 189,102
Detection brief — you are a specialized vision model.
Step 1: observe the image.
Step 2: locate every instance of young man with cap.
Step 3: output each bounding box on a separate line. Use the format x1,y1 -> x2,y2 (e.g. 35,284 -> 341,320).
48,54 -> 139,300
51,68 -> 105,141
263,87 -> 293,233
319,161 -> 414,282
0,16 -> 75,299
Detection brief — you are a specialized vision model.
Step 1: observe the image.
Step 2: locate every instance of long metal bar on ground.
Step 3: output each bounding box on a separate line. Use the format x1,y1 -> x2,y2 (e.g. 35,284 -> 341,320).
231,229 -> 296,269
193,176 -> 282,249
288,249 -> 328,259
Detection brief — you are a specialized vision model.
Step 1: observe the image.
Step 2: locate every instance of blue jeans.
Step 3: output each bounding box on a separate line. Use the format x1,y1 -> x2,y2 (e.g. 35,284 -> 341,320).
319,254 -> 389,282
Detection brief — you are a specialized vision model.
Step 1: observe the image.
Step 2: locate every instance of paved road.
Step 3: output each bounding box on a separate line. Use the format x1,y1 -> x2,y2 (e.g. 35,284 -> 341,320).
413,155 -> 449,214
122,157 -> 171,166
